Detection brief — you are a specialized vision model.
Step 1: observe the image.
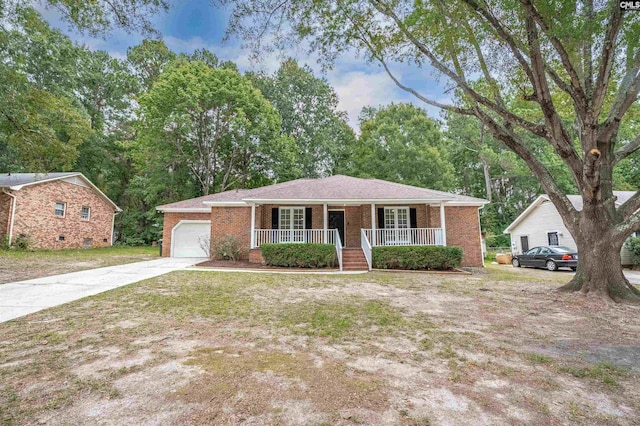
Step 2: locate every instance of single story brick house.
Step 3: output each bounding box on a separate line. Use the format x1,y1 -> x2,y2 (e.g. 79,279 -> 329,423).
504,192 -> 637,265
0,173 -> 121,249
157,175 -> 488,270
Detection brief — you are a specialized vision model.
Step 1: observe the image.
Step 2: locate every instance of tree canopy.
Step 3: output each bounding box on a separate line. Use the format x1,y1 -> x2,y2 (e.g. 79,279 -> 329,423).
250,59 -> 355,178
137,60 -> 295,195
351,103 -> 455,191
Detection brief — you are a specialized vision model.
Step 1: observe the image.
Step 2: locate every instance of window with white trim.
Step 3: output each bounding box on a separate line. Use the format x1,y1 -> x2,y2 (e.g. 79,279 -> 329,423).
279,207 -> 305,230
547,231 -> 559,246
81,206 -> 91,221
279,207 -> 305,242
55,202 -> 66,217
384,207 -> 409,229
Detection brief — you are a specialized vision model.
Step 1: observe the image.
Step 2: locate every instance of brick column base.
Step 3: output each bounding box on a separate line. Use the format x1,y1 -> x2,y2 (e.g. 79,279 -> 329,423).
249,248 -> 264,264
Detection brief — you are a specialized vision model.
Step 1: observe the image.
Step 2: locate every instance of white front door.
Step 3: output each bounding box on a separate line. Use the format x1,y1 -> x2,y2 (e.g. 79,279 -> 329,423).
172,221 -> 211,257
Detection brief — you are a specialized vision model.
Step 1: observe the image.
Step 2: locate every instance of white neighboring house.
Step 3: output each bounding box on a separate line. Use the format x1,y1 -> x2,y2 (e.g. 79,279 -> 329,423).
504,191 -> 637,266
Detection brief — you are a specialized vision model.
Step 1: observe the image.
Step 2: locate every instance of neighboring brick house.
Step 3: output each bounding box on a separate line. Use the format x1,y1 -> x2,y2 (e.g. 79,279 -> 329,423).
157,175 -> 488,269
0,173 -> 121,249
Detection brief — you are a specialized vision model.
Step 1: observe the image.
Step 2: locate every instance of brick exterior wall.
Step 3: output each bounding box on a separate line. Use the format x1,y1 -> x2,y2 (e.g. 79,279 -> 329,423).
161,212 -> 211,257
443,206 -> 483,267
210,206 -> 252,260
249,248 -> 264,264
10,180 -> 117,249
0,192 -> 11,239
163,202 -> 483,267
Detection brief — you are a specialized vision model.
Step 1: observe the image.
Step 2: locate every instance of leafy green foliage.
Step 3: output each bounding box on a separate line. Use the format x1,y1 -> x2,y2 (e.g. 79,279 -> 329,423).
11,234 -> 33,250
624,237 -> 640,265
37,0 -> 169,35
250,59 -> 355,178
137,60 -> 295,195
372,246 -> 463,270
485,234 -> 510,248
351,104 -> 455,190
261,243 -> 337,268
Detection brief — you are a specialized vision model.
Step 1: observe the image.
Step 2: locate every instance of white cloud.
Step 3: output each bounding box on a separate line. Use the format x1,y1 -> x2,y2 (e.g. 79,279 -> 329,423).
327,70 -> 409,129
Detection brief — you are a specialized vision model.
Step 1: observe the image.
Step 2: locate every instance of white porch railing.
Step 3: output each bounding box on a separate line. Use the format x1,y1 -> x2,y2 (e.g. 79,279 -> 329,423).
363,228 -> 444,246
335,231 -> 343,271
361,229 -> 372,271
253,229 -> 337,247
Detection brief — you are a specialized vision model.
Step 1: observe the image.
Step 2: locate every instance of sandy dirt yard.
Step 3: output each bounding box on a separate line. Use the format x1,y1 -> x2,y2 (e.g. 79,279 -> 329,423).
0,265 -> 638,425
0,246 -> 158,284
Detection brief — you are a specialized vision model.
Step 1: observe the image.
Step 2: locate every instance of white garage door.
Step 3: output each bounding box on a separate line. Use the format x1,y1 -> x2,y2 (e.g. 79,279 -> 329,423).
172,221 -> 211,258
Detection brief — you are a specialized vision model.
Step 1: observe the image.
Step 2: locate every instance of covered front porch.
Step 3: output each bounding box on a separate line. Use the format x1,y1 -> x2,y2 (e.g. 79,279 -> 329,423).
249,202 -> 447,249
248,202 -> 448,271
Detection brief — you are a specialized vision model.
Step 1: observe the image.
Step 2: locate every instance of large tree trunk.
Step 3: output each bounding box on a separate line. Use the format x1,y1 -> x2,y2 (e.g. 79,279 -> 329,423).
559,218 -> 640,302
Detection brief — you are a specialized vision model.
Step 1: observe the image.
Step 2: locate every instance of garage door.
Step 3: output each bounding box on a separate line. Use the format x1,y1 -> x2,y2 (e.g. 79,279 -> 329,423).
172,221 -> 211,257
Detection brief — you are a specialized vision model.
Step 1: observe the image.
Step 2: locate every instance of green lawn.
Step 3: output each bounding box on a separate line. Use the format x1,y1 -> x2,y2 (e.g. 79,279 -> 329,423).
0,245 -> 158,283
0,266 -> 637,425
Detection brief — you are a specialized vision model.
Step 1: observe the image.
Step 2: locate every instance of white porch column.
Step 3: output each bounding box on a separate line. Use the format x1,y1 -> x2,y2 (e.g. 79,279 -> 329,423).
323,203 -> 328,243
440,202 -> 447,246
250,203 -> 256,248
371,203 -> 376,246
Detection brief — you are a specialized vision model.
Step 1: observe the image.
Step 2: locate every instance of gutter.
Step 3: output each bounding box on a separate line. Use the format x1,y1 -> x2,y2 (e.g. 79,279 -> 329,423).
111,211 -> 120,246
2,189 -> 17,245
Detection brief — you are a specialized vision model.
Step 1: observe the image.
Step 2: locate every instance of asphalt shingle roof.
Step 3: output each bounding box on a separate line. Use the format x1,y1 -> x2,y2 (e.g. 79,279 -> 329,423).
0,172 -> 79,188
157,175 -> 487,210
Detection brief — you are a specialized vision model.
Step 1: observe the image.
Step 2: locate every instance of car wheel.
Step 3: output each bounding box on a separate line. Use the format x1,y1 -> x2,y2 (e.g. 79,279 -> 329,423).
512,258 -> 520,268
571,267 -> 577,272
546,260 -> 558,272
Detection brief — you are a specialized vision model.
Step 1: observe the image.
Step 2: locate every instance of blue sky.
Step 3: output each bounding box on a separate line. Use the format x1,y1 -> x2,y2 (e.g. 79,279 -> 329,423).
37,0 -> 448,129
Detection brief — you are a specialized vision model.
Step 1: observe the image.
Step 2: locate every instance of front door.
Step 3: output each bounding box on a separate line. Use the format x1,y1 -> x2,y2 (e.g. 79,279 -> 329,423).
328,211 -> 345,247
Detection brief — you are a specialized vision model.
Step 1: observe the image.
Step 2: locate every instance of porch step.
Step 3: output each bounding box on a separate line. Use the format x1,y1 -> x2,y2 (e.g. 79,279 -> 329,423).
341,248 -> 369,271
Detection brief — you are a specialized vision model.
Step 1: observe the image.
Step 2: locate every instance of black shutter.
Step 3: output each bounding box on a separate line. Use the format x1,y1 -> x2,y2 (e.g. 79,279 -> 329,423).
377,208 -> 385,229
271,208 -> 279,229
409,208 -> 417,228
305,208 -> 313,229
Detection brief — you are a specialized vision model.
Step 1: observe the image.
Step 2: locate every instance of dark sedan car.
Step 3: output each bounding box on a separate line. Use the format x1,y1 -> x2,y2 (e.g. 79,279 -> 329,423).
511,246 -> 578,271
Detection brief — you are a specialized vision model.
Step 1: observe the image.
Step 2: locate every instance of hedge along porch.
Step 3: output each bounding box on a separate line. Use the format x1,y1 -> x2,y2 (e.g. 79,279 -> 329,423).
158,176 -> 488,269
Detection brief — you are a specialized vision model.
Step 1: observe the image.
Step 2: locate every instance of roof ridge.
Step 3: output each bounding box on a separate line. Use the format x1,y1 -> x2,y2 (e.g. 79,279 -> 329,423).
367,178 -> 485,201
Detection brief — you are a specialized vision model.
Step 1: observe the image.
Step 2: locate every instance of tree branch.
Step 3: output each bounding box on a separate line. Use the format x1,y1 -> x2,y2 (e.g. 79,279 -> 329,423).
618,190 -> 640,220
370,0 -> 548,139
600,51 -> 640,141
592,1 -> 622,117
342,6 -> 476,117
519,0 -> 587,110
473,106 -> 577,222
614,134 -> 640,164
616,191 -> 640,236
524,15 -> 584,185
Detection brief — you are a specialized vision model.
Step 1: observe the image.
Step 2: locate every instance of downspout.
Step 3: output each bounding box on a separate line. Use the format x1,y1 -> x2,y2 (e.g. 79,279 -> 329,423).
2,189 -> 17,246
111,211 -> 119,246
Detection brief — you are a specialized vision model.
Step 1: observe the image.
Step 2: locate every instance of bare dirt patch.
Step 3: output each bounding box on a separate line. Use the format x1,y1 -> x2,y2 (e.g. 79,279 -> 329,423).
0,265 -> 638,425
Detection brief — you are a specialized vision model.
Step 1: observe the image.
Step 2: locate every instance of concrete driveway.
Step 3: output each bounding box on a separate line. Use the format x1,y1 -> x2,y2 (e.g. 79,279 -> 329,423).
0,257 -> 204,323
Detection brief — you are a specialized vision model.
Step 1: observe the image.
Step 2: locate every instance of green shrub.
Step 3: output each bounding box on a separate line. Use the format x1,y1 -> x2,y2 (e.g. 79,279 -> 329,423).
485,234 -> 510,248
0,235 -> 9,250
625,236 -> 640,265
372,246 -> 463,270
261,243 -> 336,268
12,234 -> 32,250
212,235 -> 246,261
